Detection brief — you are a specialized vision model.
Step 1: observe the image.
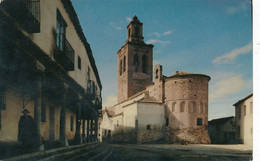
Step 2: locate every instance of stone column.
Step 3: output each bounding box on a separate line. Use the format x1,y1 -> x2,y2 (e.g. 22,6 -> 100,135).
95,118 -> 98,141
34,61 -> 45,151
90,119 -> 93,142
86,119 -> 89,142
82,117 -> 86,142
59,83 -> 69,147
74,100 -> 82,144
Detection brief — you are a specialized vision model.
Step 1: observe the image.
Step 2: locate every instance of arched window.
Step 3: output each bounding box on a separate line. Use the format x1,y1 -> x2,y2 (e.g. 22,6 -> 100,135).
193,101 -> 196,113
135,26 -> 139,36
155,69 -> 158,79
172,102 -> 176,112
120,60 -> 122,75
123,56 -> 126,72
180,102 -> 185,112
134,53 -> 139,72
200,102 -> 203,114
142,54 -> 147,73
128,28 -> 131,38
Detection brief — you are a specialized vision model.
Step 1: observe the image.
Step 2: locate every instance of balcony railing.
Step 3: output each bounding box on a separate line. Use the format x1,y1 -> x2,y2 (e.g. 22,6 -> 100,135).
95,97 -> 102,110
54,33 -> 75,71
86,80 -> 96,100
1,0 -> 40,33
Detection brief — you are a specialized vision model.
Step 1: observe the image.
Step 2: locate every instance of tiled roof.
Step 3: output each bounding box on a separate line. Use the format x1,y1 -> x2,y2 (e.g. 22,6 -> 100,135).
139,97 -> 161,103
208,116 -> 234,125
167,71 -> 211,80
233,93 -> 253,106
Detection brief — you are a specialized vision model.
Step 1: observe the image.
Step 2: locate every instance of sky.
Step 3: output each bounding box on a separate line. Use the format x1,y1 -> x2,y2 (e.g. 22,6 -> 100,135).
71,0 -> 252,120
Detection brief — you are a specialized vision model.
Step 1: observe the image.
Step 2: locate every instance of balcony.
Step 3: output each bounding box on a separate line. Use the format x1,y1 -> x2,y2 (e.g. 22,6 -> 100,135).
54,33 -> 75,71
95,97 -> 102,110
1,0 -> 40,33
86,80 -> 96,101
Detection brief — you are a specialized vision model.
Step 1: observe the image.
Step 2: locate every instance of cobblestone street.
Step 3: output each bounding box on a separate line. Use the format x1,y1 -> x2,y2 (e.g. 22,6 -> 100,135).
107,144 -> 252,161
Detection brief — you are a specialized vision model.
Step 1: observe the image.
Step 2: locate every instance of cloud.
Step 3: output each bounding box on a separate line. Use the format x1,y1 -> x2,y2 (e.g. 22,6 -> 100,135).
126,17 -> 132,22
226,1 -> 249,15
152,30 -> 172,37
109,22 -> 122,31
146,39 -> 170,44
212,42 -> 252,64
210,75 -> 245,102
102,95 -> 117,109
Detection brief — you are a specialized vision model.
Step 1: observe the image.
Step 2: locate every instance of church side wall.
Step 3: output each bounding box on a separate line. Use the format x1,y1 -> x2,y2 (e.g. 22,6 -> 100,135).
136,102 -> 165,143
146,80 -> 163,102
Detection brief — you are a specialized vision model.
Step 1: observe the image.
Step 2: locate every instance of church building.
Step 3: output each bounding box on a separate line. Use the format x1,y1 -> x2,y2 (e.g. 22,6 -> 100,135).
100,16 -> 211,144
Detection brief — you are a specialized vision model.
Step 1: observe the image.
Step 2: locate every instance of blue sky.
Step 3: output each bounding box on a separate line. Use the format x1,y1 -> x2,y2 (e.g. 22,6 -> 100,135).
71,0 -> 252,120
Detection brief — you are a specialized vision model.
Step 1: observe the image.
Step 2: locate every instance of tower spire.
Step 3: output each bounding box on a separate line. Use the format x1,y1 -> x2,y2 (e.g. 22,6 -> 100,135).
126,15 -> 144,43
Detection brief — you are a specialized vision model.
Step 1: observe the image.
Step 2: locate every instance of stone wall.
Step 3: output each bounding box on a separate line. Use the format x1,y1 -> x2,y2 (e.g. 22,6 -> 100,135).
137,129 -> 164,143
127,43 -> 153,99
117,45 -> 128,103
164,126 -> 211,144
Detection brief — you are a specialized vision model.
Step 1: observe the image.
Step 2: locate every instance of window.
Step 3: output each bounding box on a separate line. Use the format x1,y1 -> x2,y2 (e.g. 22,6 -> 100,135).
166,118 -> 169,126
56,10 -> 67,51
147,125 -> 151,130
117,120 -> 119,126
70,116 -> 74,131
155,69 -> 158,79
199,102 -> 203,114
120,60 -> 122,75
41,102 -> 46,122
180,102 -> 185,112
172,102 -> 176,112
238,107 -> 241,119
142,55 -> 147,73
78,56 -> 81,70
197,118 -> 203,126
128,28 -> 131,38
123,56 -> 126,72
244,105 -> 246,116
135,26 -> 139,36
192,101 -> 196,113
87,67 -> 90,80
134,53 -> 139,72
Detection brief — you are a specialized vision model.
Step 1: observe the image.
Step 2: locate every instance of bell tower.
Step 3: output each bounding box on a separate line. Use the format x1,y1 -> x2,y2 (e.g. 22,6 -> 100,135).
126,15 -> 144,43
117,16 -> 154,103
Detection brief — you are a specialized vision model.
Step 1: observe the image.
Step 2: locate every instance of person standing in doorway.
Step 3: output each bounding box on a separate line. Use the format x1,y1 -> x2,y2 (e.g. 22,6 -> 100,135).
18,109 -> 37,153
